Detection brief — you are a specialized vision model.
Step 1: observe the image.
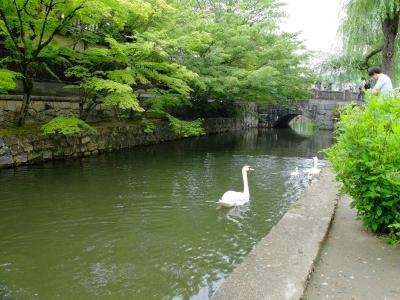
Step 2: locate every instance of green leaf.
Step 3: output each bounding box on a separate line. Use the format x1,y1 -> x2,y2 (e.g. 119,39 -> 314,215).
41,116 -> 96,135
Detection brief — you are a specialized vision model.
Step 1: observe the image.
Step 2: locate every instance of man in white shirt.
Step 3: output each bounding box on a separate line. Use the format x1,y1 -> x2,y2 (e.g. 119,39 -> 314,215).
368,66 -> 393,95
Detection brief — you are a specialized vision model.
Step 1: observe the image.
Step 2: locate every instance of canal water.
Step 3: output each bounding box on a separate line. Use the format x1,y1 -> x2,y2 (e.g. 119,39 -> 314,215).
0,128 -> 333,299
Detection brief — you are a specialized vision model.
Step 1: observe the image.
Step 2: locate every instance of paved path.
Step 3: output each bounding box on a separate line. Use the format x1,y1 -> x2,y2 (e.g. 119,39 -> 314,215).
304,195 -> 400,300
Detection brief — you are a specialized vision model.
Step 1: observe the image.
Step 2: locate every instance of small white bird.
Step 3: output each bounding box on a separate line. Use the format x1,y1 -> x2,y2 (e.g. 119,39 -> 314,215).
290,167 -> 300,176
304,156 -> 321,176
218,166 -> 254,207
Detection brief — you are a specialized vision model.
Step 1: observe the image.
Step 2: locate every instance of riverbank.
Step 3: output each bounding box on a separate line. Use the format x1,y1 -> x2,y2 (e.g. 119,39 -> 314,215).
304,194 -> 400,300
212,168 -> 339,300
0,115 -> 258,169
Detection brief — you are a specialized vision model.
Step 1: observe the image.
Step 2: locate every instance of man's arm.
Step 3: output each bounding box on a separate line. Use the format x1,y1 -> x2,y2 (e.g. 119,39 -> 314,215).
371,78 -> 383,95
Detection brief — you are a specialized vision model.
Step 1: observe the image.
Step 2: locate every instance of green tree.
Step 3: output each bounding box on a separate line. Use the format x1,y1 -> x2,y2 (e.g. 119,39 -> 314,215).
64,36 -> 197,120
0,0 -> 88,126
0,0 -> 148,126
340,0 -> 400,79
145,0 -> 313,114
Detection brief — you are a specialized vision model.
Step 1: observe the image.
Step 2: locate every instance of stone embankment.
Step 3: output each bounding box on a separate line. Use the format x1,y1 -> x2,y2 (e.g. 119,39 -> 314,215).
0,110 -> 258,168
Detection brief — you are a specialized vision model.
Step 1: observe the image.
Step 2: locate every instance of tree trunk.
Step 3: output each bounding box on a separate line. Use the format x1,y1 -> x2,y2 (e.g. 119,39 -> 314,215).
382,14 -> 399,78
80,96 -> 98,121
16,77 -> 33,127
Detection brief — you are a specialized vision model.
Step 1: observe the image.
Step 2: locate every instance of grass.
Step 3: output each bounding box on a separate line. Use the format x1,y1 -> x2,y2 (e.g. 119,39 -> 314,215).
0,124 -> 42,135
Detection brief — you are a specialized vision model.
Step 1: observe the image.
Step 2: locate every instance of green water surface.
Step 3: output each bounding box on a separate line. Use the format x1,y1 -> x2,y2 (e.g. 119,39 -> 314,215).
0,129 -> 333,299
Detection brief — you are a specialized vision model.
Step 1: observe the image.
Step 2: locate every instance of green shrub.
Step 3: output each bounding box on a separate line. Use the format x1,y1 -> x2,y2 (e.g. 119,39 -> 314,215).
141,117 -> 156,134
325,95 -> 400,244
0,69 -> 20,94
167,115 -> 205,137
41,116 -> 96,135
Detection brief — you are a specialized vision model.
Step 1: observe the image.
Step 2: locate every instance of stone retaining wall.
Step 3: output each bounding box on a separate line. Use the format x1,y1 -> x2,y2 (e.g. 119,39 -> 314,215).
0,113 -> 258,169
0,96 -> 113,127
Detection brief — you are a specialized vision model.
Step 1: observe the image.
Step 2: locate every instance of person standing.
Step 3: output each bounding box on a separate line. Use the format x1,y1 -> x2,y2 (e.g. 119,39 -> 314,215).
315,80 -> 322,91
357,77 -> 370,101
345,80 -> 354,92
349,80 -> 355,92
368,66 -> 393,96
328,80 -> 333,91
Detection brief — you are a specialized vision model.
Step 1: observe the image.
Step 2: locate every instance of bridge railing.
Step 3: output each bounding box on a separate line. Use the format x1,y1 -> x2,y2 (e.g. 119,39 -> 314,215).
312,90 -> 359,101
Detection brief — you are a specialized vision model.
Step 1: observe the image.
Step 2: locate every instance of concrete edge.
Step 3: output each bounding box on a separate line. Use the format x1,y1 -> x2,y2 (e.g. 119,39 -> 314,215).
212,168 -> 339,300
300,192 -> 339,300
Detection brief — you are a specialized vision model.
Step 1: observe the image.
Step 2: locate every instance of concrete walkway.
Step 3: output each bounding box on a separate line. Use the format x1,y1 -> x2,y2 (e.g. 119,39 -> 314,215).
304,195 -> 400,300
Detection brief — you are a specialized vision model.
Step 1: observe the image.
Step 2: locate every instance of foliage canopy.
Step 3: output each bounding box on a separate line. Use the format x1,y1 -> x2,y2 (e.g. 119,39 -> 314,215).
0,0 -> 313,133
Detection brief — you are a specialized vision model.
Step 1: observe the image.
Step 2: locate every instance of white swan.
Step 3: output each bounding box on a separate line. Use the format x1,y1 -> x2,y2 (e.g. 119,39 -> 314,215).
304,156 -> 321,176
290,167 -> 300,176
218,166 -> 254,207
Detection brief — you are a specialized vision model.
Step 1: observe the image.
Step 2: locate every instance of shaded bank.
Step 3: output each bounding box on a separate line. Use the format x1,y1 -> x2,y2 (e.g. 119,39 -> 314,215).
0,109 -> 258,169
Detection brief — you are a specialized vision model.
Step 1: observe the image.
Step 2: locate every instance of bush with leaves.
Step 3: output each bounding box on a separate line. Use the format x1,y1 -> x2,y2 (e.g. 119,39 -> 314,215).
167,115 -> 204,138
141,117 -> 156,134
325,95 -> 400,243
0,69 -> 20,94
142,94 -> 204,137
41,116 -> 96,135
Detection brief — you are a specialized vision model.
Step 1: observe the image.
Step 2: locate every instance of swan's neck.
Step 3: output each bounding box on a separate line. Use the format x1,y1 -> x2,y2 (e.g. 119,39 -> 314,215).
314,158 -> 318,169
242,170 -> 249,197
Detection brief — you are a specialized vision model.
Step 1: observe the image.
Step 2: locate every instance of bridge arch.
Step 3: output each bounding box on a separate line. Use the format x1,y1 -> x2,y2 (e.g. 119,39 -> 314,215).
273,113 -> 301,128
258,91 -> 359,130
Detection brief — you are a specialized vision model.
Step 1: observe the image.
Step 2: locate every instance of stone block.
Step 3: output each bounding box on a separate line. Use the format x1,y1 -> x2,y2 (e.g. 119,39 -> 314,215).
0,154 -> 13,166
41,139 -> 54,150
87,142 -> 97,152
3,135 -> 18,145
0,146 -> 10,156
324,104 -> 337,110
21,141 -> 34,152
64,147 -> 74,156
6,101 -> 18,111
10,144 -> 23,156
28,152 -> 42,162
14,153 -> 27,164
81,136 -> 90,144
67,136 -> 80,145
30,101 -> 45,111
0,101 -> 7,110
44,103 -> 54,110
43,150 -> 53,160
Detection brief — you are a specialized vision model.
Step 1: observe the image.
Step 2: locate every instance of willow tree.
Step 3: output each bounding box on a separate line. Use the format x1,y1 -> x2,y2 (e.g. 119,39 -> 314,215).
341,0 -> 400,78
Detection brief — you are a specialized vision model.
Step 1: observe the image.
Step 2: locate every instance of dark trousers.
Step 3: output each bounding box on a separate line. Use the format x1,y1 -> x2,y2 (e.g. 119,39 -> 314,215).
358,91 -> 365,101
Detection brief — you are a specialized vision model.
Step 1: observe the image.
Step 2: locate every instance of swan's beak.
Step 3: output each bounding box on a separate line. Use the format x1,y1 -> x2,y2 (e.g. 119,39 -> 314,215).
249,167 -> 255,171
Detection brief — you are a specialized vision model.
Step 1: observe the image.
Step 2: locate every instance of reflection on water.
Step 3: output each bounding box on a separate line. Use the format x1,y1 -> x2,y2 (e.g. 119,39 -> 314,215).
290,115 -> 318,137
0,128 -> 333,299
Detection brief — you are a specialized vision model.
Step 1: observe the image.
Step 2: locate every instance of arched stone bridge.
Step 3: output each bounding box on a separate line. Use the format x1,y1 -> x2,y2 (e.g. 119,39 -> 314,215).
258,91 -> 360,130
